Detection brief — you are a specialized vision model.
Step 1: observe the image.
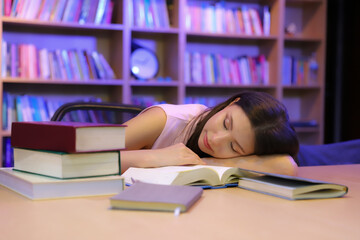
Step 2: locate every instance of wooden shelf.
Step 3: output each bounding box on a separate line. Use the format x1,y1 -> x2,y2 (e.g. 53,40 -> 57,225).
186,31 -> 278,41
129,80 -> 179,87
0,0 -> 327,166
282,85 -> 322,90
185,83 -> 277,89
2,17 -> 124,31
2,78 -> 124,86
130,27 -> 179,34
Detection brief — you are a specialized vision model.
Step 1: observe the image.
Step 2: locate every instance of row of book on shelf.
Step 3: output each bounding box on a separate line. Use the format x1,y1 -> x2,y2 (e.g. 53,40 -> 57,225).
2,0 -> 114,24
282,55 -> 319,85
2,93 -> 105,131
1,41 -> 116,80
186,2 -> 270,35
130,0 -> 170,28
185,52 -> 269,85
0,121 -> 348,204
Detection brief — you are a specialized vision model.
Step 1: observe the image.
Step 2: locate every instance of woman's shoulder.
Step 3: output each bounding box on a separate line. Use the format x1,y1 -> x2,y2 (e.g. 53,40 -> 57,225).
150,104 -> 208,119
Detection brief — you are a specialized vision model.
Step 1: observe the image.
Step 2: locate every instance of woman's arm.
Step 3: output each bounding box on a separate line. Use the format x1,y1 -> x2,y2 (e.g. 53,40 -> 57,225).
121,143 -> 205,173
201,154 -> 298,176
120,107 -> 205,173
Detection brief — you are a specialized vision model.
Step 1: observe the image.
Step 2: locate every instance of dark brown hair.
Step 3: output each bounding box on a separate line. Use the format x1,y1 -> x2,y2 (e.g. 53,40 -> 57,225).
186,91 -> 299,164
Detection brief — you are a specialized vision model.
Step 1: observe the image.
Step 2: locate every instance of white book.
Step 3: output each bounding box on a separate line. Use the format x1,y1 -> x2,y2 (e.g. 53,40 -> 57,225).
185,5 -> 191,30
39,48 -> 50,79
249,8 -> 263,35
94,0 -> 108,24
191,52 -> 203,84
263,6 -> 271,35
184,51 -> 191,84
0,168 -> 124,200
239,57 -> 250,85
241,6 -> 253,35
1,41 -> 7,78
215,2 -> 225,33
18,0 -> 31,19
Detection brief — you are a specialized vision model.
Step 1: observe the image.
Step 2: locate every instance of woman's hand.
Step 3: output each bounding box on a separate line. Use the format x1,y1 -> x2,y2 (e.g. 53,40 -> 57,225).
120,143 -> 206,173
150,143 -> 206,166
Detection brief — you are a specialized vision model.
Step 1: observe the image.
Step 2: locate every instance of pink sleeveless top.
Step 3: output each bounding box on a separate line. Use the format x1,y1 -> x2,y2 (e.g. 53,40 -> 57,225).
141,104 -> 208,149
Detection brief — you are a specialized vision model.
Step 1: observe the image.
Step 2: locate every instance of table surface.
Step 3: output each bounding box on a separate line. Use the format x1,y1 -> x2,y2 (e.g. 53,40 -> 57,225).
1,164 -> 360,240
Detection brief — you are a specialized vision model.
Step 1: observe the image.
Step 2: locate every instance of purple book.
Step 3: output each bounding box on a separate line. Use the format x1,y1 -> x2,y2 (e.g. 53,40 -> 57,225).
110,181 -> 203,212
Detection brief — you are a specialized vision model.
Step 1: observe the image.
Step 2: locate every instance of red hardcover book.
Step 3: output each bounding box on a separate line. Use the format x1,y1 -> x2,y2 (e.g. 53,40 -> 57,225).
11,121 -> 126,153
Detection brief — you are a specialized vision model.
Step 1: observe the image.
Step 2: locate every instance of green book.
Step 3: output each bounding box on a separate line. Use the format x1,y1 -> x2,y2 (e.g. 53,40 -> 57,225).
13,148 -> 120,179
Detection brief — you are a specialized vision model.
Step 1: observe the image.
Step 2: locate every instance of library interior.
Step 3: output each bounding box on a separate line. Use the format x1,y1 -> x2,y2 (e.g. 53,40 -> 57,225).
0,1 -> 359,239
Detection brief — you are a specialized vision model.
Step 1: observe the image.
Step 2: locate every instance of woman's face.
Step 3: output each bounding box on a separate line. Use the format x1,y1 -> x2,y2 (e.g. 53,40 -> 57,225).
198,104 -> 255,158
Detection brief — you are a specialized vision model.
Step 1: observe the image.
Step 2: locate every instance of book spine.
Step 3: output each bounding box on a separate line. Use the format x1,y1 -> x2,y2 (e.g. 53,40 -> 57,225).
94,0 -> 107,24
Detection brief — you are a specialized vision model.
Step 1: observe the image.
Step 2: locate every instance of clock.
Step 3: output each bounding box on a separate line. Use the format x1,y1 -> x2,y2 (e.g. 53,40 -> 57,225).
130,47 -> 159,80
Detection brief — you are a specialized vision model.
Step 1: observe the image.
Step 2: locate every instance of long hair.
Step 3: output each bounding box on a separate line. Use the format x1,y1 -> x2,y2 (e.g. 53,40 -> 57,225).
186,91 -> 299,163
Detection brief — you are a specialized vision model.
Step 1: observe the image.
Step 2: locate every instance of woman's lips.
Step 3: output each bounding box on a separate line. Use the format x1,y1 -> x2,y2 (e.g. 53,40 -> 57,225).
204,132 -> 213,151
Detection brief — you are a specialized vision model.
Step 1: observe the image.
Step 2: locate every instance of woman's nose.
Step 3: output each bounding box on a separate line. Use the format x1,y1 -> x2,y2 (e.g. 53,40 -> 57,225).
211,131 -> 231,145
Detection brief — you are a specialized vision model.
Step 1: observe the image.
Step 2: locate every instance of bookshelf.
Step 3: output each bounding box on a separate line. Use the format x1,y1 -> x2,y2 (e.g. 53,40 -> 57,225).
0,0 -> 327,166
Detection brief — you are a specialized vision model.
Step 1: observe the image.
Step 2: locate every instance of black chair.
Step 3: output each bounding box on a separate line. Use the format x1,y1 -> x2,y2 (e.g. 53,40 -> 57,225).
51,101 -> 144,124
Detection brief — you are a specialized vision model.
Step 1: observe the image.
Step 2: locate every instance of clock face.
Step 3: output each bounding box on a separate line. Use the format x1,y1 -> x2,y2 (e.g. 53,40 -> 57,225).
130,48 -> 159,80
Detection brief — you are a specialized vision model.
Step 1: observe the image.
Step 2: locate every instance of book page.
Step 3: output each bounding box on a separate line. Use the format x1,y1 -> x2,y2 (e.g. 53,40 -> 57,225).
121,165 -> 234,185
121,167 -> 180,185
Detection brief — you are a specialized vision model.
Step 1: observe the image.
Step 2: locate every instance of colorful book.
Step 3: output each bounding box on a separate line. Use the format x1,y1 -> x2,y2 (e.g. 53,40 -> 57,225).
78,0 -> 91,24
248,8 -> 263,35
0,168 -> 124,200
98,53 -> 115,79
262,6 -> 271,35
13,147 -> 120,179
110,181 -> 203,212
62,0 -> 77,22
91,51 -> 106,79
94,0 -> 108,24
76,49 -> 90,79
11,121 -> 126,153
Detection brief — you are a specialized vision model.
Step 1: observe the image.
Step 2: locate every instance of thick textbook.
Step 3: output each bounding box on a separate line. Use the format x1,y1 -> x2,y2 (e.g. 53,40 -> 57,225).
11,121 -> 126,153
110,181 -> 203,212
121,165 -> 250,187
13,148 -> 120,179
0,168 -> 124,200
237,170 -> 348,200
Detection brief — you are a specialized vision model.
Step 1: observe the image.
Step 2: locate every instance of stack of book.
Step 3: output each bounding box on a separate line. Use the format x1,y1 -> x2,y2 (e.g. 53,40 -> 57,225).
0,121 -> 126,200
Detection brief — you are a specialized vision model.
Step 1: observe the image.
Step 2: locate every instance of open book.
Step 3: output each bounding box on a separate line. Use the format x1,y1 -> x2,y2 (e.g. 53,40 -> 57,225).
121,165 -> 256,188
121,166 -> 348,200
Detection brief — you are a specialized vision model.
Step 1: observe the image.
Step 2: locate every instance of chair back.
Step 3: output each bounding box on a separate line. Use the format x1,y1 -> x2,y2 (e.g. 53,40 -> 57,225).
51,102 -> 144,124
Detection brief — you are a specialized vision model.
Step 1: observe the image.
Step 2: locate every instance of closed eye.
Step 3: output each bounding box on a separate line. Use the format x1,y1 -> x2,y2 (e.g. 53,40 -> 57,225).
230,142 -> 237,153
223,118 -> 228,130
